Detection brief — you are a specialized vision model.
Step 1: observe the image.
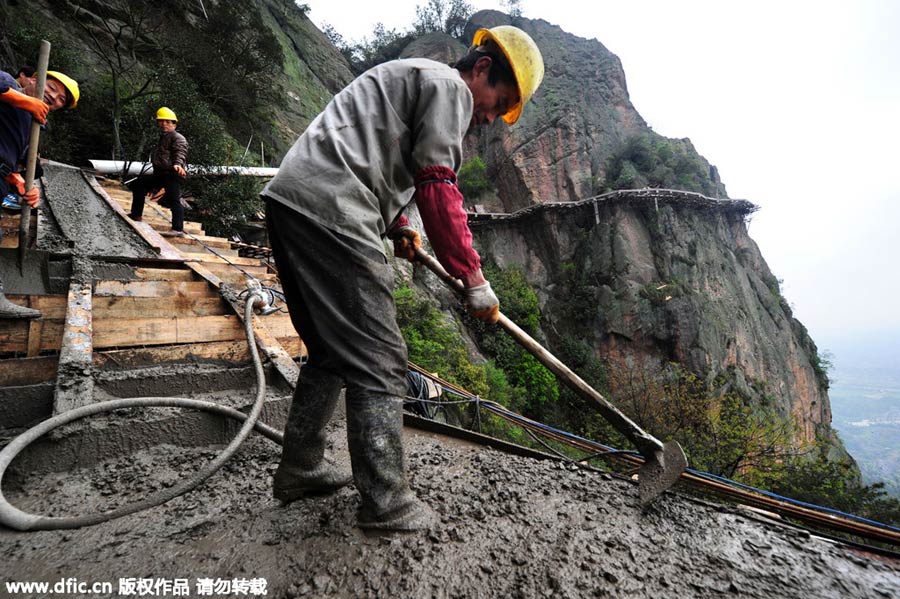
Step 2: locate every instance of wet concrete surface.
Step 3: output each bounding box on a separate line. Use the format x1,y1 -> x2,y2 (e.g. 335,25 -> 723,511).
2,415 -> 898,599
39,164 -> 155,260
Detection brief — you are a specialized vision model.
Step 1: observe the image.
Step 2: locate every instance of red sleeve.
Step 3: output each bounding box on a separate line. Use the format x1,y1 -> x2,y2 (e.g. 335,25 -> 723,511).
386,214 -> 410,238
414,165 -> 481,280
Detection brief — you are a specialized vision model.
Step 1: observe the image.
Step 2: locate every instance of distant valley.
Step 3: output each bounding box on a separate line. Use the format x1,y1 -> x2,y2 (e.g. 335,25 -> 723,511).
824,332 -> 900,496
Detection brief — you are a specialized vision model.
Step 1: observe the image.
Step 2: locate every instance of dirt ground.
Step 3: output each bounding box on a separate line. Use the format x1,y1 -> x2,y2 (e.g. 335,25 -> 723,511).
2,415 -> 899,599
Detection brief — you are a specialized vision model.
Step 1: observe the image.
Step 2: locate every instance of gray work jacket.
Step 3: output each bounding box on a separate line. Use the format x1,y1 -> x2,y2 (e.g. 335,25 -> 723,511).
262,58 -> 473,254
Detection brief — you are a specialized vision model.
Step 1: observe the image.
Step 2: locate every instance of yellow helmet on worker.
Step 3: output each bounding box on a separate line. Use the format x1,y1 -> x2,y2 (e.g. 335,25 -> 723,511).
47,71 -> 79,109
156,106 -> 178,122
472,26 -> 544,124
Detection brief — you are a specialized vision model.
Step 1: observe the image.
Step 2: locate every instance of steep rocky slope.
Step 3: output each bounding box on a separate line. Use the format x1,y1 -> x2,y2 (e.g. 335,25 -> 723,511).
468,191 -> 831,449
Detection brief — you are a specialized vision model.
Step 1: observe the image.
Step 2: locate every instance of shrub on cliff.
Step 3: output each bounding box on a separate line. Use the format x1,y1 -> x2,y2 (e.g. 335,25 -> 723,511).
604,133 -> 721,196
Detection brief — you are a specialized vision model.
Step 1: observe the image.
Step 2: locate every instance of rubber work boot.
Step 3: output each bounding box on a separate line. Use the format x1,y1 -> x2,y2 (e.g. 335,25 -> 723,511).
273,367 -> 353,503
0,292 -> 41,319
346,395 -> 436,531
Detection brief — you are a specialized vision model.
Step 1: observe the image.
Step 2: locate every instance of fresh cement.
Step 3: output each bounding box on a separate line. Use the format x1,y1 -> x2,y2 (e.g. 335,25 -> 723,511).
39,164 -> 155,260
2,414 -> 898,599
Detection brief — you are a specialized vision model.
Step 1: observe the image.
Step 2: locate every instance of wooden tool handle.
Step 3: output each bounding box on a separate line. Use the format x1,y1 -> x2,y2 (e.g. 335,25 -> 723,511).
413,247 -> 663,456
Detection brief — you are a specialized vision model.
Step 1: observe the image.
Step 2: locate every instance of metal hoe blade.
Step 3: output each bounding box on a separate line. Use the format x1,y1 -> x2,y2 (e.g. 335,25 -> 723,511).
638,440 -> 688,506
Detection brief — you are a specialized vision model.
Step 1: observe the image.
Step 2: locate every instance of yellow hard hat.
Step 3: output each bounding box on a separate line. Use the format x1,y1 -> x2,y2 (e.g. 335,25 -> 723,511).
156,106 -> 178,122
47,71 -> 79,109
472,26 -> 544,124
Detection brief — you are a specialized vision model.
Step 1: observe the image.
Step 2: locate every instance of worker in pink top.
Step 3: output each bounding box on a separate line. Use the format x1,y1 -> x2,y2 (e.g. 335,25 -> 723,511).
261,26 -> 544,532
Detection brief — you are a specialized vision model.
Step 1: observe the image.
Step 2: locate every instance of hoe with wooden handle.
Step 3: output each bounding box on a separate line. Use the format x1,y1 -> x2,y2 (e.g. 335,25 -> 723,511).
413,247 -> 687,505
18,40 -> 51,275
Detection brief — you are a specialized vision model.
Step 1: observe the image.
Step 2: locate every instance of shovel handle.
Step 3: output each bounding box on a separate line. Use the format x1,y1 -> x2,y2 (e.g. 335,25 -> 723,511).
18,40 -> 51,273
413,247 -> 664,458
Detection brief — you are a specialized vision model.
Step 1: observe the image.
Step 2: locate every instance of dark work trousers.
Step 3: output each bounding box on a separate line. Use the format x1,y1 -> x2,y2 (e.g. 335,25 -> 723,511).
128,171 -> 184,231
265,199 -> 407,398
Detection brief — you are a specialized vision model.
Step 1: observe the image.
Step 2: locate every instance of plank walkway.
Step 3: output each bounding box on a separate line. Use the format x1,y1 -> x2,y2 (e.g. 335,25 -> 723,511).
0,175 -> 304,395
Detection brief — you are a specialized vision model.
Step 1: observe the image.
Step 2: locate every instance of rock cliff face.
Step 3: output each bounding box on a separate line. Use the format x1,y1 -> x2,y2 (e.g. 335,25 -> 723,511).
467,191 -> 832,447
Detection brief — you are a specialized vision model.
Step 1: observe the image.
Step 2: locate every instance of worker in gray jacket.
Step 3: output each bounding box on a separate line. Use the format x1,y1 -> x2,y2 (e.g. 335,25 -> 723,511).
262,26 -> 543,531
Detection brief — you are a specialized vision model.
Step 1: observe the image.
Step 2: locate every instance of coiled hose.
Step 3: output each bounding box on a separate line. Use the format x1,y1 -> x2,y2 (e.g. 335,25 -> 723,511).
0,290 -> 282,531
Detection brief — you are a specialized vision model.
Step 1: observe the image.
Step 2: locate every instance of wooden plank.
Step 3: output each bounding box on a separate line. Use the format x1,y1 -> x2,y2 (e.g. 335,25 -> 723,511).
143,219 -> 205,234
276,336 -> 305,358
0,320 -> 65,353
53,277 -> 94,414
93,295 -> 228,319
166,235 -> 234,251
0,225 -> 18,248
132,221 -> 198,260
26,318 -> 43,357
94,280 -> 214,298
179,252 -> 263,267
133,267 -> 196,281
0,323 -> 306,358
201,261 -> 269,275
93,340 -> 257,370
251,320 -> 299,386
257,313 -> 299,338
7,294 -> 67,320
185,261 -> 300,389
0,355 -> 59,385
93,315 -> 245,348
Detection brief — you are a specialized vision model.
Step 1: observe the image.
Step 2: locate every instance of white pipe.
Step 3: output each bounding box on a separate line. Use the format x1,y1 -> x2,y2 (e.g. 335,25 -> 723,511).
88,160 -> 278,178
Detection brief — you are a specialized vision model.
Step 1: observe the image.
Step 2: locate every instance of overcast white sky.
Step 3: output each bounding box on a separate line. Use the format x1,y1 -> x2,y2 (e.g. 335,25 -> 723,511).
302,0 -> 900,355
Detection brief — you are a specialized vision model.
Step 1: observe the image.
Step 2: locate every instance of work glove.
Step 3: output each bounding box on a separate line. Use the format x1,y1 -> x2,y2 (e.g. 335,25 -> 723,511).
0,89 -> 49,124
465,282 -> 500,324
23,186 -> 40,208
390,227 -> 421,262
173,164 -> 186,178
4,173 -> 40,208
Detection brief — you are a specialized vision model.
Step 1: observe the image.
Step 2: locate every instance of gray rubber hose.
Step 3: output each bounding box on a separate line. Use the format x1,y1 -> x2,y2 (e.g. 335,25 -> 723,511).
0,291 -> 284,531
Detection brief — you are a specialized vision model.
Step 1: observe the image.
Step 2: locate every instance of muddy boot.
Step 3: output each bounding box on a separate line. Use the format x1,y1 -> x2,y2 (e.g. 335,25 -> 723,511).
346,395 -> 436,532
0,291 -> 41,319
273,367 -> 353,502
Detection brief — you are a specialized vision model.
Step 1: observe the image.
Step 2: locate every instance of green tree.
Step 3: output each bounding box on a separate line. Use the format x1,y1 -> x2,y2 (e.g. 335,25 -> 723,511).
503,0 -> 524,18
394,284 -> 494,400
471,264 -> 560,417
605,357 -> 797,476
603,133 -> 721,196
168,2 -> 281,137
414,0 -> 474,40
71,0 -> 161,164
458,156 -> 492,200
346,23 -> 414,74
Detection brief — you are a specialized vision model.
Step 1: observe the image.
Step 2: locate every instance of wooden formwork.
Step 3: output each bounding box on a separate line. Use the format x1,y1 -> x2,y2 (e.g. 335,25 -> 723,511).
0,174 -> 304,399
